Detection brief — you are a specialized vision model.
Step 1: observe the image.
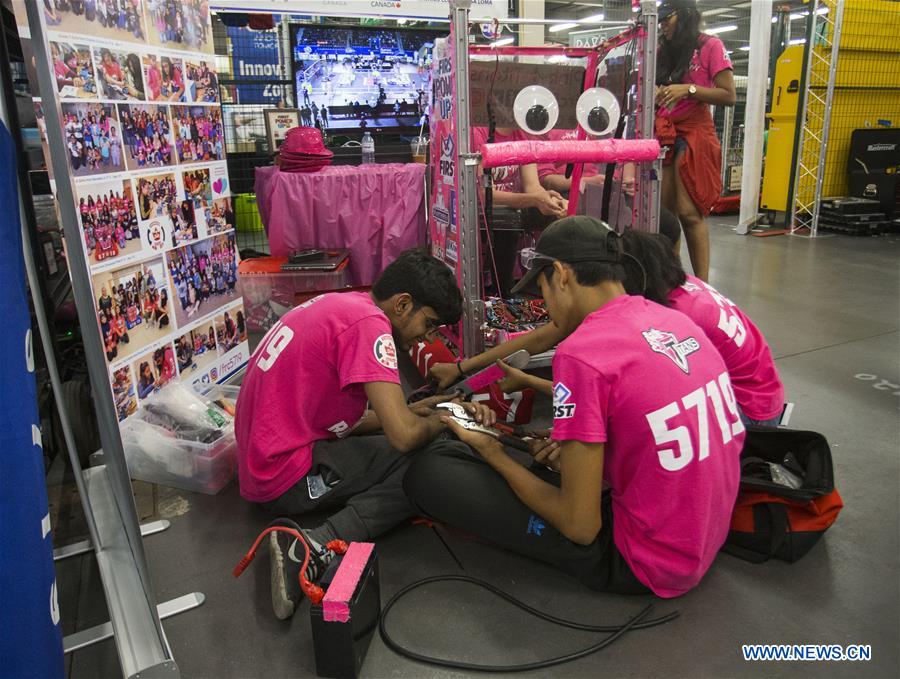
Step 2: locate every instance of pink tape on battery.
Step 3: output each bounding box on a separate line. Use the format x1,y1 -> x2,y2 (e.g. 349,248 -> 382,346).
322,542 -> 375,623
479,139 -> 661,169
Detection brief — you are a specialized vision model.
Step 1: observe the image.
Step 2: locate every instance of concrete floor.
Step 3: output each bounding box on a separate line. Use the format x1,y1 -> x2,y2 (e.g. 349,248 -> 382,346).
57,217 -> 900,678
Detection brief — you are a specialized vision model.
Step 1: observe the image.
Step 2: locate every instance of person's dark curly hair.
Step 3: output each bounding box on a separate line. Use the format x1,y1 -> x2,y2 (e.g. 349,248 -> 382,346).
372,248 -> 462,325
621,229 -> 686,306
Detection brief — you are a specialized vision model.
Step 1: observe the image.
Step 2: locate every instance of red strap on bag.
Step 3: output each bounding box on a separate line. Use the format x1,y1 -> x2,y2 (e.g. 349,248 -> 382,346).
731,489 -> 843,534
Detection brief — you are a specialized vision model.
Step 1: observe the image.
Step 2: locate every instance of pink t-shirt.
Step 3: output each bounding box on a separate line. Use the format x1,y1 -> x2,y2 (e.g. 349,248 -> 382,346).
666,35 -> 733,119
146,65 -> 161,100
235,292 -> 401,502
537,129 -> 600,183
668,275 -> 784,421
551,295 -> 744,598
472,127 -> 528,193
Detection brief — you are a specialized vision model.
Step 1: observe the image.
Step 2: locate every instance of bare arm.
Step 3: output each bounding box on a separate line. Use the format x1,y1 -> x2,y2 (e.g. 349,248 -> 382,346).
349,410 -> 382,435
450,421 -> 606,545
657,69 -> 736,108
428,322 -> 565,389
460,322 -> 563,373
351,392 -> 454,436
497,361 -> 554,396
477,162 -> 567,215
489,188 -> 541,210
694,69 -> 736,107
540,173 -> 571,193
519,163 -> 543,194
364,381 -> 446,453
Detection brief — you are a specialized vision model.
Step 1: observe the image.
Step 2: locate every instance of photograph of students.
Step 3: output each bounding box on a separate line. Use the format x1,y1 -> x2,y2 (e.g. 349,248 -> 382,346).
61,103 -> 123,176
118,104 -> 175,170
77,179 -> 141,263
172,105 -> 224,163
93,47 -> 145,101
51,41 -> 97,98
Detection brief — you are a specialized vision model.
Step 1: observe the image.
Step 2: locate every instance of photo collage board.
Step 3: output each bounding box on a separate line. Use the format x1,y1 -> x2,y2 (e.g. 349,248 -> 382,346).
14,1 -> 248,421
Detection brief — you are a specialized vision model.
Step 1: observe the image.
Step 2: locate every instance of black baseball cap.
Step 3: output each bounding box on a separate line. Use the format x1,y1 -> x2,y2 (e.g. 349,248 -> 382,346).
511,216 -> 622,296
658,0 -> 696,21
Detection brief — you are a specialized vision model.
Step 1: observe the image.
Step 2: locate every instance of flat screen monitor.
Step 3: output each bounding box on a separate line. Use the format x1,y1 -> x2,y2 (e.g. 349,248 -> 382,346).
290,24 -> 446,132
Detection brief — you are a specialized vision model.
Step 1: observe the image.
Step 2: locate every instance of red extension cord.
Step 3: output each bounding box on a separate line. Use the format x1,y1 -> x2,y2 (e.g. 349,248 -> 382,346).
233,526 -> 348,606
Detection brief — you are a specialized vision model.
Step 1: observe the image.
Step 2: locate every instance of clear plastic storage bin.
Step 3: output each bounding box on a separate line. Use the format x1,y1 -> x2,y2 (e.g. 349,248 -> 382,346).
121,385 -> 240,495
239,255 -> 351,333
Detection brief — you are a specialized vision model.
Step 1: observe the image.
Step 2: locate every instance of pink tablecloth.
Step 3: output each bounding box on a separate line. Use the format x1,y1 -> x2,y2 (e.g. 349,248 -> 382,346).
255,164 -> 426,286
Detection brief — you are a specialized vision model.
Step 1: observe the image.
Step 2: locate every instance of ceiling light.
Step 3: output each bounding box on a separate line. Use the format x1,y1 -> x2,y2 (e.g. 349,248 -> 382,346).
548,22 -> 580,33
706,25 -> 738,35
580,13 -> 605,23
771,16 -> 777,23
817,7 -> 829,14
489,37 -> 515,47
739,46 -> 751,51
789,38 -> 807,45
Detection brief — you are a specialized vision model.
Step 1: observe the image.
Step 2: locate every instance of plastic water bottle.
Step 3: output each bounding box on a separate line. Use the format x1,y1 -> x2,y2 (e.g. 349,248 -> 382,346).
361,132 -> 376,164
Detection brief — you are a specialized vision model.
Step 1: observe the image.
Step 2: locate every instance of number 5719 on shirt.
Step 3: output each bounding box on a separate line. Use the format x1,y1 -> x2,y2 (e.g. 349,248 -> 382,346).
646,371 -> 745,472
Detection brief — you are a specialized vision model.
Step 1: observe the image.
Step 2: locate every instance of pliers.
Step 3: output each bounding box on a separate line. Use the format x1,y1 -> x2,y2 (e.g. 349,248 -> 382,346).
437,403 -> 532,452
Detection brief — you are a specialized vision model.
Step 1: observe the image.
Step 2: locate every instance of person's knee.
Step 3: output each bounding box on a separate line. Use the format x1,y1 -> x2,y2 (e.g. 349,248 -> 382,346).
403,440 -> 471,511
678,211 -> 703,230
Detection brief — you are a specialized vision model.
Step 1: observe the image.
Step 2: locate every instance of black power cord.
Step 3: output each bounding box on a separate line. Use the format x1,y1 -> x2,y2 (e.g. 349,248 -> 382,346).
379,574 -> 680,672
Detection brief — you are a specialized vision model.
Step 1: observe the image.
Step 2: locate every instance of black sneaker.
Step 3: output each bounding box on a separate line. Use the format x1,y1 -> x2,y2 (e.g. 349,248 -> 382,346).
267,518 -> 335,620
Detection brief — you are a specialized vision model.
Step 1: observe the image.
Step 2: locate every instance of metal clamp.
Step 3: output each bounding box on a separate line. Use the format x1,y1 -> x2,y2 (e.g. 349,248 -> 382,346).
460,152 -> 482,167
436,403 -> 531,451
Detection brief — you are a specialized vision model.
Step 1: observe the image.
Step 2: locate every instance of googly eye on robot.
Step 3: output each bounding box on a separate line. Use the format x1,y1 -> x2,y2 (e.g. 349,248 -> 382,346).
577,87 -> 621,137
513,85 -> 560,135
512,85 -> 621,137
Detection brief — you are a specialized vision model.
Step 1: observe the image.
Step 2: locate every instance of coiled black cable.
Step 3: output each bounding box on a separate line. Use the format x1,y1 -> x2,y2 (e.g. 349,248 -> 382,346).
379,574 -> 680,672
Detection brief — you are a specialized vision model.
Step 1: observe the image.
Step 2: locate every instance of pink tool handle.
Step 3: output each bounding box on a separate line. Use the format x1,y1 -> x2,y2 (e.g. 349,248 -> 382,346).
479,139 -> 660,169
464,364 -> 506,393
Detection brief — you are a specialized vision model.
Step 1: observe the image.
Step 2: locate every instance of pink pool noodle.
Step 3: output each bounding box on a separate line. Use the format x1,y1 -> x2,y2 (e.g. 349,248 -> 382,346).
479,139 -> 660,169
322,542 -> 375,623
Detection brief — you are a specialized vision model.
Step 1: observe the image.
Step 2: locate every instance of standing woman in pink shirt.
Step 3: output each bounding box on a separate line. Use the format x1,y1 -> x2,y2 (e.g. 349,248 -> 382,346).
655,0 -> 736,281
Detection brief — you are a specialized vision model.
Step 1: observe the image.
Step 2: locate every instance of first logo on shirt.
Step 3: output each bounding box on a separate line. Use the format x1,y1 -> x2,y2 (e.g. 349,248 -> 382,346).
374,334 -> 398,370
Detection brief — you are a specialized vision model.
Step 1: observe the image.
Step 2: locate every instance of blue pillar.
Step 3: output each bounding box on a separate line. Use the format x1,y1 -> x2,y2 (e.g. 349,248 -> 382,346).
0,121 -> 64,678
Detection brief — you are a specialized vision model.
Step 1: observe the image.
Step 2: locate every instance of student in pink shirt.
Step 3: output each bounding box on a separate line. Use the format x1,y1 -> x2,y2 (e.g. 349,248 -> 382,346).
405,217 -> 744,597
472,126 -> 568,297
474,226 -> 784,426
472,126 -> 567,216
235,249 -> 493,619
618,229 -> 785,425
145,54 -> 162,100
537,128 -> 601,195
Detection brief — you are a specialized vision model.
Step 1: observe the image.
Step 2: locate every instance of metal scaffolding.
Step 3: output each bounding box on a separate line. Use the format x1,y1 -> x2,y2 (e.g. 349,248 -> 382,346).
789,0 -> 845,237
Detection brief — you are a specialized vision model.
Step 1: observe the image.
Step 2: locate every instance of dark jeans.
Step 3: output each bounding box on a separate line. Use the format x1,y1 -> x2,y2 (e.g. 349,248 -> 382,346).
739,408 -> 782,428
404,445 -> 649,594
260,434 -> 470,542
